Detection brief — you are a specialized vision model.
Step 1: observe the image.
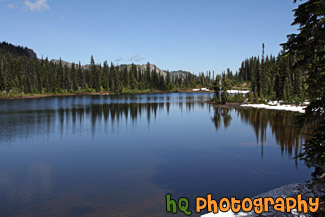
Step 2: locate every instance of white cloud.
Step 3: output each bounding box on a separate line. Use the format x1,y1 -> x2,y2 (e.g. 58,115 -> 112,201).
128,54 -> 144,62
115,57 -> 123,62
24,0 -> 50,12
7,4 -> 17,9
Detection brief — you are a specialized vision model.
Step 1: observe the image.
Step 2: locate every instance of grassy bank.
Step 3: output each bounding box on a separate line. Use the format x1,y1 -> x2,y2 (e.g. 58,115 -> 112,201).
0,88 -> 210,100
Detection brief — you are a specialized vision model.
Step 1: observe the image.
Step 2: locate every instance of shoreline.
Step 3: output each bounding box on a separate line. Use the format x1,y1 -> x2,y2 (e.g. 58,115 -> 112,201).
0,90 -> 214,100
0,92 -> 115,100
209,102 -> 307,113
240,103 -> 307,113
1,92 -> 308,114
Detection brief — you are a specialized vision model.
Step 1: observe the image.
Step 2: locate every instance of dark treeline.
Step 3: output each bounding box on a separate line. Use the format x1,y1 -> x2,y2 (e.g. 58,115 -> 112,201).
0,42 -> 213,96
214,45 -> 307,104
236,48 -> 306,104
0,41 -> 37,59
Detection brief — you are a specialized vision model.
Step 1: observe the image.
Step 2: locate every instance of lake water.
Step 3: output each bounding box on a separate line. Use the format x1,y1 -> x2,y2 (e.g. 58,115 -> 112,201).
0,93 -> 312,217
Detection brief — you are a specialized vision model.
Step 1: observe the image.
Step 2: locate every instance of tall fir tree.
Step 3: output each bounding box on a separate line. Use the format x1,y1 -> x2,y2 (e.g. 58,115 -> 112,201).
283,0 -> 325,174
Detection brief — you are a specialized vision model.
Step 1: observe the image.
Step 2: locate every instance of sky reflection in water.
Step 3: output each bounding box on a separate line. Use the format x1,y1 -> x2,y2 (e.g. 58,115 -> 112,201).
0,93 -> 312,217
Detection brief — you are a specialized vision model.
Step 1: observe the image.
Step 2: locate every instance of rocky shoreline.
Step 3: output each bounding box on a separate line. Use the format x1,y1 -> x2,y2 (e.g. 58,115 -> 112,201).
202,175 -> 325,217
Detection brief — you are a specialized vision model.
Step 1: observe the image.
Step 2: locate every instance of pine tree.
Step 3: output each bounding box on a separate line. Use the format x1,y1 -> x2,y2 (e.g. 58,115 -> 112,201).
213,75 -> 222,104
145,62 -> 151,89
166,70 -> 171,89
283,0 -> 325,175
0,58 -> 4,91
78,61 -> 84,89
129,64 -> 137,89
109,62 -> 115,92
71,63 -> 78,91
221,73 -> 231,103
102,61 -> 109,90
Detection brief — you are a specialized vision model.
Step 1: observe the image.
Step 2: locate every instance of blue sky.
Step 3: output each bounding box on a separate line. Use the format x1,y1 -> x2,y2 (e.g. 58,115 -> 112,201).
0,0 -> 298,74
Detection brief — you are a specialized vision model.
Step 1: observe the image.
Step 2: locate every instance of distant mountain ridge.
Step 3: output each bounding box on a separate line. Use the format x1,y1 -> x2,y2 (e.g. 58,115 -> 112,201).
0,41 -> 192,79
50,59 -> 74,68
49,60 -> 191,79
119,64 -> 190,79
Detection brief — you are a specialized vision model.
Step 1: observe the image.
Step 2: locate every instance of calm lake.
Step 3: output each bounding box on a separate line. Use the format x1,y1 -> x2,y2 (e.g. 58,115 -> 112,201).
0,93 -> 312,217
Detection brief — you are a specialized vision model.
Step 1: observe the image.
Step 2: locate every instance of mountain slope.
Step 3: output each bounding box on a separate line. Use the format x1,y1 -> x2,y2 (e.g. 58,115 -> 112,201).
0,41 -> 37,59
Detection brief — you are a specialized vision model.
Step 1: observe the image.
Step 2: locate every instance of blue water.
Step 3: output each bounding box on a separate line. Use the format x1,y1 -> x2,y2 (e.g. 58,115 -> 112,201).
0,93 -> 311,217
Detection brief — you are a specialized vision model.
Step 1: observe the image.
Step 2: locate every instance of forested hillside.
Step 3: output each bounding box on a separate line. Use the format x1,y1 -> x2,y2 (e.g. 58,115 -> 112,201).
236,47 -> 306,103
0,42 -> 37,59
213,45 -> 308,105
0,42 -> 213,97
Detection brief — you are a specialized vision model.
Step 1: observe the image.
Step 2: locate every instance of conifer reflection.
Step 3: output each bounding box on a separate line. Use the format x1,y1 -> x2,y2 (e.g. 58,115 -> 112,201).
211,107 -> 309,158
211,108 -> 232,131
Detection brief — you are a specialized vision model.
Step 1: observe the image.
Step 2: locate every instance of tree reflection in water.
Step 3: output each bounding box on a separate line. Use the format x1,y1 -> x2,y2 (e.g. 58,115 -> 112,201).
1,100 -> 309,162
211,107 -> 311,162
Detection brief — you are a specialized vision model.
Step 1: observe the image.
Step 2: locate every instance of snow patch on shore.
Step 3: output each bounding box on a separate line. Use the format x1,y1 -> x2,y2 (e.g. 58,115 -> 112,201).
241,101 -> 307,113
227,90 -> 250,94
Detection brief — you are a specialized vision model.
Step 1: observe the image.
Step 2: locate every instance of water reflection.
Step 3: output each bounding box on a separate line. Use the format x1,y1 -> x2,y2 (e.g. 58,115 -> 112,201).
211,108 -> 232,130
211,108 -> 308,158
0,94 -> 312,217
240,108 -> 308,157
1,98 -> 307,160
1,102 -> 205,142
151,107 -> 310,205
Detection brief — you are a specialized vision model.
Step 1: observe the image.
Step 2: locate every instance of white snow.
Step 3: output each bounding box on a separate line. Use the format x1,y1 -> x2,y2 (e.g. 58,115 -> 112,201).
193,88 -> 210,92
227,90 -> 250,94
241,101 -> 306,113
